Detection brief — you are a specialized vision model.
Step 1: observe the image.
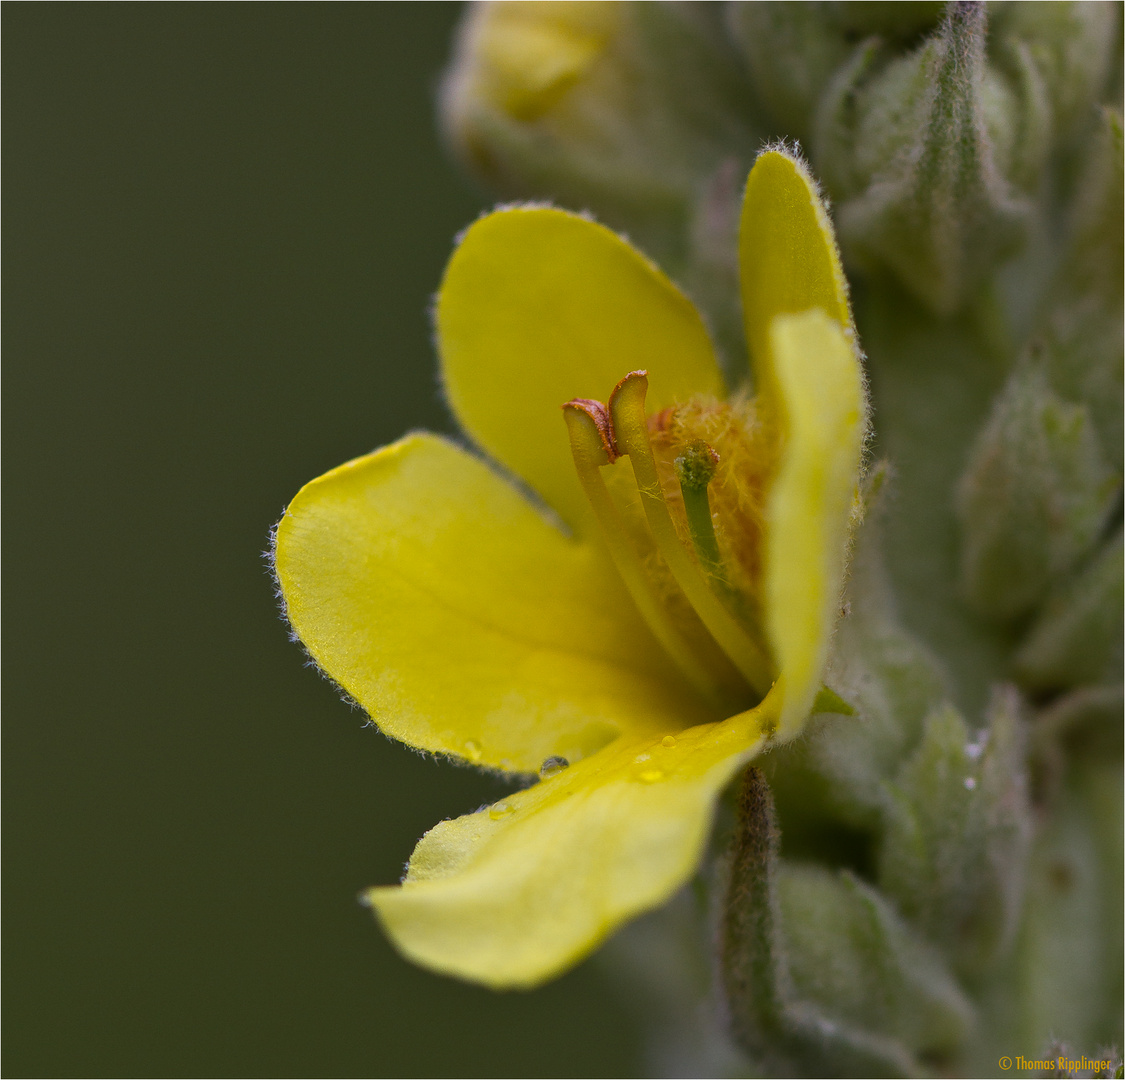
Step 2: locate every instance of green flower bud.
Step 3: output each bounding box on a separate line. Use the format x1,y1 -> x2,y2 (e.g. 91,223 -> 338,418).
956,362 -> 1119,623
834,3 -> 1030,314
778,863 -> 973,1060
726,3 -> 945,144
878,688 -> 1032,980
1014,529 -> 1124,693
1038,107 -> 1124,460
989,2 -> 1120,146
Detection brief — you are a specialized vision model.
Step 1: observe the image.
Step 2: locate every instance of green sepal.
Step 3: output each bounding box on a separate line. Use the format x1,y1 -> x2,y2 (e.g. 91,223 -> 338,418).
1038,107 -> 1124,461
956,362 -> 1119,623
877,687 -> 1033,981
1014,528 -> 1124,693
813,36 -> 885,199
778,863 -> 974,1060
811,683 -> 857,717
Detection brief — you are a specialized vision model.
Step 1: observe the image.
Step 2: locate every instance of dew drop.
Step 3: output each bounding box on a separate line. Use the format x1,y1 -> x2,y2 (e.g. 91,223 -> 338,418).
964,776 -> 977,791
489,802 -> 514,820
539,756 -> 569,779
964,730 -> 989,759
661,735 -> 677,748
638,768 -> 664,784
464,740 -> 482,763
356,890 -> 373,908
634,753 -> 652,764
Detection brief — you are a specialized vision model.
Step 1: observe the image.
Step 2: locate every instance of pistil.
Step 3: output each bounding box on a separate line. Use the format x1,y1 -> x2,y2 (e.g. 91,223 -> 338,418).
674,441 -> 727,588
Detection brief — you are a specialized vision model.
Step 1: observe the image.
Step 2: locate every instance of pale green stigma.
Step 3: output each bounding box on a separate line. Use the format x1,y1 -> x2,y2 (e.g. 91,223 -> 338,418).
674,441 -> 727,588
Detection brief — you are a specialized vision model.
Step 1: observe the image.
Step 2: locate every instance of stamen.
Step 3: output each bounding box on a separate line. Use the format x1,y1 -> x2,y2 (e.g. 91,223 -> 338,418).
674,441 -> 726,586
609,372 -> 773,697
562,400 -> 725,705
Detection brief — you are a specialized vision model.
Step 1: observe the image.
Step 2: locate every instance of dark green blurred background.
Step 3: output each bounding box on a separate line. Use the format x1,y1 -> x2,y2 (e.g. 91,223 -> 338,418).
5,6 -> 639,1076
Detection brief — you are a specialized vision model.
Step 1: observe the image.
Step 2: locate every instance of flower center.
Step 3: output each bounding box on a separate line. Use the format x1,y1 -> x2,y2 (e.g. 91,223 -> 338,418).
563,370 -> 776,710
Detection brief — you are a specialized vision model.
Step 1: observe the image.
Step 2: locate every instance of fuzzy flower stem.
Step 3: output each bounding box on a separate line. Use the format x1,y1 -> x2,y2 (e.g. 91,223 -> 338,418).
722,765 -> 785,1045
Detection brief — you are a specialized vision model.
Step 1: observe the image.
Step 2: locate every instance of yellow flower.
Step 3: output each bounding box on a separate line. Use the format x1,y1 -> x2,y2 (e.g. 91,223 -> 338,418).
273,150 -> 866,989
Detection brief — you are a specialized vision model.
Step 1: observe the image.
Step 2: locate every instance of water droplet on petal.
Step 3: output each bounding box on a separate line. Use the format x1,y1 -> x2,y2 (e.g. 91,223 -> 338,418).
661,735 -> 677,748
539,756 -> 569,779
356,890 -> 373,908
489,802 -> 514,820
964,776 -> 977,790
464,740 -> 482,763
964,742 -> 982,761
638,769 -> 664,784
634,753 -> 652,764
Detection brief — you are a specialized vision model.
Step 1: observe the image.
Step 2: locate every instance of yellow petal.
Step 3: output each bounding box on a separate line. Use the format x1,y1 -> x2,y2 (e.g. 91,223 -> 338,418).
739,149 -> 855,405
438,206 -> 724,533
367,692 -> 778,988
274,433 -> 713,771
765,310 -> 865,739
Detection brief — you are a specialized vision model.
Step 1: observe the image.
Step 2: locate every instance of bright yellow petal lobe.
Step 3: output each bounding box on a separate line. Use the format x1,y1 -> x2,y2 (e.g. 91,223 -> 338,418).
367,692 -> 778,988
274,434 -> 713,772
438,207 -> 724,533
764,311 -> 865,739
739,150 -> 855,405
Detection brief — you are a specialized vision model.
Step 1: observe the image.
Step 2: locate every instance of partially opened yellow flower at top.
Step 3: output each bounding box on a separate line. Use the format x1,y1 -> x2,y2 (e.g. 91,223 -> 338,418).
273,149 -> 866,989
